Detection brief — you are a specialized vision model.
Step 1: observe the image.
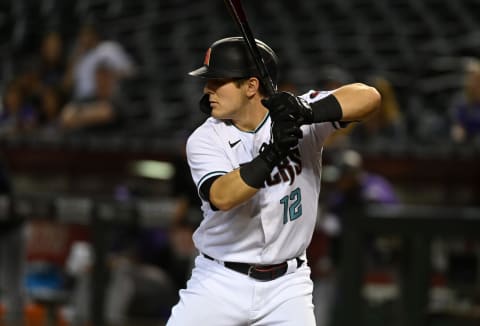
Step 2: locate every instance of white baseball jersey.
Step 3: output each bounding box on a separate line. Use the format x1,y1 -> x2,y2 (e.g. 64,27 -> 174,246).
186,90 -> 339,265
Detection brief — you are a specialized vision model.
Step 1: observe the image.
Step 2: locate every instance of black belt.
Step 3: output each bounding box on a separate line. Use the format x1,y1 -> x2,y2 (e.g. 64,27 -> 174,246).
203,254 -> 303,281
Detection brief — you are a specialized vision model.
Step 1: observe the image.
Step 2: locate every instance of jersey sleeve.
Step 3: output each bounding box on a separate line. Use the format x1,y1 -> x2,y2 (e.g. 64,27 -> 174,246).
186,122 -> 232,200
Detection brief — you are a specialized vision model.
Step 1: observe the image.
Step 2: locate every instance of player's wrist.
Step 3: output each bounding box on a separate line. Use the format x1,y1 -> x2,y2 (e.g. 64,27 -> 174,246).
310,94 -> 343,123
295,96 -> 314,125
239,156 -> 271,189
239,143 -> 284,188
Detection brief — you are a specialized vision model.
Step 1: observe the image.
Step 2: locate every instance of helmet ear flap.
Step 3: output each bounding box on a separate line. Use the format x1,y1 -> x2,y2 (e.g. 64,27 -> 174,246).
199,94 -> 212,114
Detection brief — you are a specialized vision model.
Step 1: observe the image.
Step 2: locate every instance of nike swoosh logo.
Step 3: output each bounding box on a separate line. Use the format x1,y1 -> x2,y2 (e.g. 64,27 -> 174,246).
229,139 -> 241,148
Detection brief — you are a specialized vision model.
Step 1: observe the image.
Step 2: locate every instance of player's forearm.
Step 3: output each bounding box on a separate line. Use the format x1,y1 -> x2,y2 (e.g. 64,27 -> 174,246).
332,83 -> 381,121
197,128 -> 292,211
265,84 -> 381,126
209,169 -> 259,211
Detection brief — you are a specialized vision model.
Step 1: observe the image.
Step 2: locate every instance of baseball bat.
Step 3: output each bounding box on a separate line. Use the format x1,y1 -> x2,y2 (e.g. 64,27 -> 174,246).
224,0 -> 276,96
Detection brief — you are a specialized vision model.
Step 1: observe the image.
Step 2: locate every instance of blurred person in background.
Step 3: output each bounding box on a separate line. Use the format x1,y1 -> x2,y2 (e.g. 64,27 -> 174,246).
67,153 -> 201,325
449,58 -> 480,144
36,31 -> 68,91
115,155 -> 202,324
324,149 -> 400,217
63,22 -> 135,102
442,58 -> 480,305
308,149 -> 400,326
0,80 -> 38,136
32,31 -> 69,133
166,153 -> 202,290
0,157 -> 26,326
323,149 -> 400,267
36,86 -> 64,136
348,75 -> 407,147
1,30 -> 68,137
14,30 -> 69,98
59,61 -> 131,133
19,30 -> 67,93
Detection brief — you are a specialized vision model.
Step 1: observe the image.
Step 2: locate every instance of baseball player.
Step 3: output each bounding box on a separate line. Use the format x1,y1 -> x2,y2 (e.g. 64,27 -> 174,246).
166,36 -> 380,325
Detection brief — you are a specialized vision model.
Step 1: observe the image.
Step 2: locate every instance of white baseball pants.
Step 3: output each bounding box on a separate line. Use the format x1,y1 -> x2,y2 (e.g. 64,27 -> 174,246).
167,254 -> 316,326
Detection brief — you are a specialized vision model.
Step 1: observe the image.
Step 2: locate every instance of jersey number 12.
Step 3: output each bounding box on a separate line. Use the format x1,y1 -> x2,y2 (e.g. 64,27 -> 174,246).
280,187 -> 302,224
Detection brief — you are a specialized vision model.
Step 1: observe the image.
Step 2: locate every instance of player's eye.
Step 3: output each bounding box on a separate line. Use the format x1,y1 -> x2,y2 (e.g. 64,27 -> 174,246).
207,78 -> 231,88
207,78 -> 246,89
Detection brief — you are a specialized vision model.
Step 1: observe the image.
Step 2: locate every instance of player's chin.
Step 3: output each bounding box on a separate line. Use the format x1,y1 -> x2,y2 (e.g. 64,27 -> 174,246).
210,107 -> 228,120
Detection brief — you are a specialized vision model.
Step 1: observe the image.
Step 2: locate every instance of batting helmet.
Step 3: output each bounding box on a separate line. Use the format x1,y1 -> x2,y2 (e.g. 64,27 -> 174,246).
189,36 -> 279,87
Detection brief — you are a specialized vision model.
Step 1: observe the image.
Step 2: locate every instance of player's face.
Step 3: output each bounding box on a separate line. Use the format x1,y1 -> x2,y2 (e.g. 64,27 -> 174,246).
204,78 -> 249,120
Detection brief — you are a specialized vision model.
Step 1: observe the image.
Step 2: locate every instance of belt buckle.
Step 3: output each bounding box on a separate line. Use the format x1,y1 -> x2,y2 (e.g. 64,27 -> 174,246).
247,265 -> 255,277
247,264 -> 277,281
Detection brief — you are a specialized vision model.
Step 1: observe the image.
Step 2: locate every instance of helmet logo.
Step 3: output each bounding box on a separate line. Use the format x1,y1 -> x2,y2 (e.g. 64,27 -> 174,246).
204,48 -> 212,66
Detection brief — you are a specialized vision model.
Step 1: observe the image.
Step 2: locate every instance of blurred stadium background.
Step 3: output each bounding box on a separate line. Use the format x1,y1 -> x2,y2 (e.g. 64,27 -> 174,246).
0,0 -> 479,325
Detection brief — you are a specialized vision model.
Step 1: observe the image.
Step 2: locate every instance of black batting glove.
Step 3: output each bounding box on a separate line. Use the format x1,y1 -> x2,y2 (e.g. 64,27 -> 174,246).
239,120 -> 303,188
268,111 -> 303,169
257,143 -> 284,170
271,120 -> 303,150
259,120 -> 302,169
262,91 -> 314,125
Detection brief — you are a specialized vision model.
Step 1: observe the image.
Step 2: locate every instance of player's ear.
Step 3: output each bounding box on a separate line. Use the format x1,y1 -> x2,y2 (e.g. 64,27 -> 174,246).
245,77 -> 260,97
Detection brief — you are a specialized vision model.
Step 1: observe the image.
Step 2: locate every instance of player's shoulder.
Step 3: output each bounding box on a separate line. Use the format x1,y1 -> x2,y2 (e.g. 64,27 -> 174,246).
189,117 -> 220,135
187,117 -> 221,146
299,90 -> 333,104
187,118 -> 210,141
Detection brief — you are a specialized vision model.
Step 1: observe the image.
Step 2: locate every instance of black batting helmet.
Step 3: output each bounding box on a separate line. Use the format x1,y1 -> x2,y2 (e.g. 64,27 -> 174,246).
189,36 -> 279,88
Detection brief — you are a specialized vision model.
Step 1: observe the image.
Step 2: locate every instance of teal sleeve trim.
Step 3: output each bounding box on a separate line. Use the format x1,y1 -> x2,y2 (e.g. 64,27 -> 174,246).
197,171 -> 228,189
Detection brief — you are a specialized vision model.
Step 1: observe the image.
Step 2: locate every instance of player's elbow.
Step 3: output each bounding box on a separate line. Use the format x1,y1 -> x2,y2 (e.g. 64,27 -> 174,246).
354,82 -> 381,114
208,171 -> 259,211
209,184 -> 253,211
347,83 -> 382,120
207,182 -> 233,211
366,84 -> 382,114
210,193 -> 237,211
